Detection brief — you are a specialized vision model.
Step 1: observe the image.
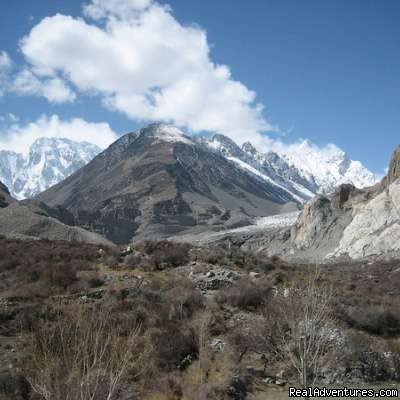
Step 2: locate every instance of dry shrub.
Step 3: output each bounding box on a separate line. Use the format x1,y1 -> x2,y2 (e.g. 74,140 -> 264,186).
336,304 -> 400,336
216,278 -> 272,310
192,244 -> 283,273
23,303 -> 143,400
134,241 -> 191,269
0,237 -> 114,297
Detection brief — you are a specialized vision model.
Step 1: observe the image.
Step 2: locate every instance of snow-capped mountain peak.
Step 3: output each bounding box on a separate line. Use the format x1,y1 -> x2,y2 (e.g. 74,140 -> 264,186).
277,141 -> 378,194
204,132 -> 377,201
0,125 -> 379,203
139,123 -> 193,145
0,138 -> 101,199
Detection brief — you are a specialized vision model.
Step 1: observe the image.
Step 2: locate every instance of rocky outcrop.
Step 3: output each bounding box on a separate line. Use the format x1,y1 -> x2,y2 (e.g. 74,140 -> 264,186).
327,179 -> 400,259
282,145 -> 400,261
388,145 -> 400,185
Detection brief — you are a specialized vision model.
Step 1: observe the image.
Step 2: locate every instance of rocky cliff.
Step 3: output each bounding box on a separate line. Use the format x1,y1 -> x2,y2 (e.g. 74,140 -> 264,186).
282,145 -> 400,261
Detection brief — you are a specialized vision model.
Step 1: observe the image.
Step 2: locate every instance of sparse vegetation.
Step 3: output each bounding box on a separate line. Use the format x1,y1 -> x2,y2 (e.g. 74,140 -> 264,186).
1,238 -> 400,400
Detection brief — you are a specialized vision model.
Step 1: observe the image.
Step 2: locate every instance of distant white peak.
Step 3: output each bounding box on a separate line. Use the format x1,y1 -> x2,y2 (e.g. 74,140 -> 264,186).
277,140 -> 378,193
242,141 -> 258,155
152,124 -> 193,145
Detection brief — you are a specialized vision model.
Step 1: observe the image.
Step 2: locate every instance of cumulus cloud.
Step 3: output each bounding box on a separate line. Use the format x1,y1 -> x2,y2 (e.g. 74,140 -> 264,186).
12,69 -> 76,103
17,0 -> 272,144
0,114 -> 118,154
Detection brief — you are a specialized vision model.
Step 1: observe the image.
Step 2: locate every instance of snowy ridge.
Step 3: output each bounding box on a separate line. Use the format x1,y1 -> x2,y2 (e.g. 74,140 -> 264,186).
206,135 -> 317,203
277,140 -> 378,194
0,138 -> 101,199
0,124 -> 378,204
205,134 -> 377,201
148,124 -> 193,145
227,156 -> 305,203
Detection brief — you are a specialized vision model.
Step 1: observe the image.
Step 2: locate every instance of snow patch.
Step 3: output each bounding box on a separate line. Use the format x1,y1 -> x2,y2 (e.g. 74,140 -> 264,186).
211,211 -> 300,236
154,124 -> 193,145
227,156 -> 305,203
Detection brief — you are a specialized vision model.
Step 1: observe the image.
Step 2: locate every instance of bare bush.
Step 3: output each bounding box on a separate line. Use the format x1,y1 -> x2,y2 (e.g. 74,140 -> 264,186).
270,267 -> 336,397
134,241 -> 191,269
216,278 -> 272,310
23,304 -> 142,400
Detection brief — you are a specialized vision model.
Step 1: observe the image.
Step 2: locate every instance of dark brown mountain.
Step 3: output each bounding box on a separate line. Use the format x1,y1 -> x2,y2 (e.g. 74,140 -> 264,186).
0,180 -> 15,208
38,124 -> 299,244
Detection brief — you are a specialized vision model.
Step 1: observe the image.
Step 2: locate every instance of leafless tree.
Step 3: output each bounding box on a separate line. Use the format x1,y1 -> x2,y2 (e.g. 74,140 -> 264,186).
23,304 -> 143,400
273,267 -> 336,399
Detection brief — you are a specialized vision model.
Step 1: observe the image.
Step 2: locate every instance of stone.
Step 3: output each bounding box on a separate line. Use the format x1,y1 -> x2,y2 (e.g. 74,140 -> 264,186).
210,338 -> 225,352
388,145 -> 400,184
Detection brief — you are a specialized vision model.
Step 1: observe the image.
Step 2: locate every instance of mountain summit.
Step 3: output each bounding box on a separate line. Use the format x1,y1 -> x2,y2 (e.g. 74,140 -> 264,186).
37,124 -> 299,243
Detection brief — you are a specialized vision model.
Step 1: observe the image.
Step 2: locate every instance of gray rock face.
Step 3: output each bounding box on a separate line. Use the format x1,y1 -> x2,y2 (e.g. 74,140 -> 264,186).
388,145 -> 400,184
37,124 -> 300,244
327,179 -> 400,259
277,146 -> 400,261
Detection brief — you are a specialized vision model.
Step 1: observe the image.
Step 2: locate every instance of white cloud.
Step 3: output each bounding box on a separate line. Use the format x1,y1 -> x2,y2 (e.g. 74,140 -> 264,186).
12,69 -> 75,103
18,0 -> 272,144
83,0 -> 153,20
0,51 -> 13,96
0,51 -> 12,70
0,114 -> 118,154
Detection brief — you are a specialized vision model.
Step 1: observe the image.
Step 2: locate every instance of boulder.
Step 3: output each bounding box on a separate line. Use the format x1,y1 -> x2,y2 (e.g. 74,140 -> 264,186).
388,145 -> 400,184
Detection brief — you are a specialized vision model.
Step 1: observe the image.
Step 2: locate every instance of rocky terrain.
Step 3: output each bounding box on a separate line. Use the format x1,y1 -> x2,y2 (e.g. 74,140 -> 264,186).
0,137 -> 101,199
1,237 -> 399,400
0,131 -> 398,400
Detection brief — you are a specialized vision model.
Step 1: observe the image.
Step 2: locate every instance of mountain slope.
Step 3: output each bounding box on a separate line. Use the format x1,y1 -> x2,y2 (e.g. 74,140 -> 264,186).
38,124 -> 299,244
0,181 -> 111,245
206,135 -> 377,198
0,138 -> 101,199
206,135 -> 317,202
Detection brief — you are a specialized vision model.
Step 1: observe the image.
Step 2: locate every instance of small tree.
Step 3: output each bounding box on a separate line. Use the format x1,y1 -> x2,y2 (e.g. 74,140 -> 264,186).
274,267 -> 335,399
23,304 -> 142,400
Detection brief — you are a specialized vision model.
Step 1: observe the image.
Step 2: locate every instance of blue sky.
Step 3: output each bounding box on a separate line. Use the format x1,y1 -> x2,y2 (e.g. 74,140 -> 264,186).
0,0 -> 399,173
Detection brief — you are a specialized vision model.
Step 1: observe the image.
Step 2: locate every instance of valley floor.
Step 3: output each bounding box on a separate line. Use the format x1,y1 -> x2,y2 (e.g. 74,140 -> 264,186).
1,236 -> 400,400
